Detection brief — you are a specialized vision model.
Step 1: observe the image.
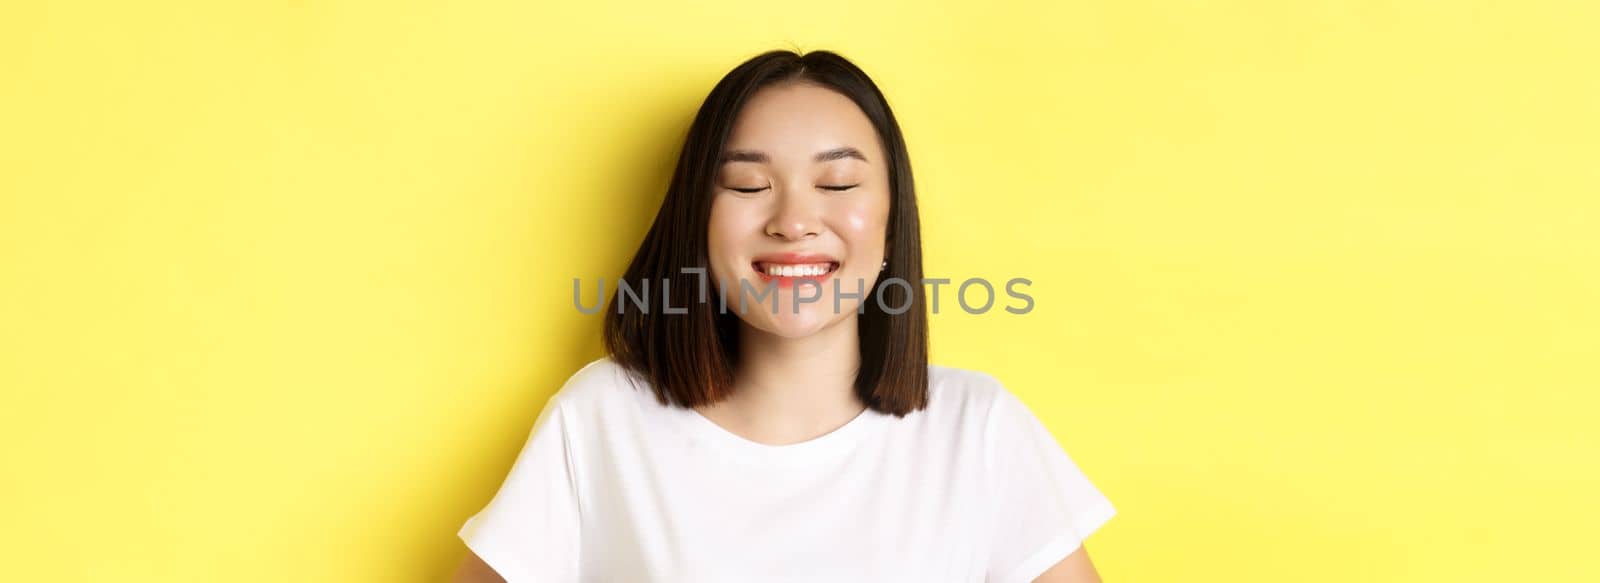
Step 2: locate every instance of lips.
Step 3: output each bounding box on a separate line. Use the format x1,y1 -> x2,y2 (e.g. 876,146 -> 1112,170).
749,252 -> 841,289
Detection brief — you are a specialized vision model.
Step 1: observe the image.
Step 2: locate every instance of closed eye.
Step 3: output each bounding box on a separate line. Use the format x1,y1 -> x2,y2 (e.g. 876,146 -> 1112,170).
726,184 -> 857,193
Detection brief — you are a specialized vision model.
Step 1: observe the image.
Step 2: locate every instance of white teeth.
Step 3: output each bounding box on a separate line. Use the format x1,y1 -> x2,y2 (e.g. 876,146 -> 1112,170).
759,262 -> 833,277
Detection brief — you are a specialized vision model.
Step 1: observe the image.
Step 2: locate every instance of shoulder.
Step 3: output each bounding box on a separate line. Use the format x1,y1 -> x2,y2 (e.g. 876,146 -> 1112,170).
925,363 -> 1022,425
545,355 -> 650,413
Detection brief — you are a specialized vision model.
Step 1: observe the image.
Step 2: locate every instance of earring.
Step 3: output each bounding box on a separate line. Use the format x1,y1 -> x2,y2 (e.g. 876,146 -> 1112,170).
880,259 -> 888,271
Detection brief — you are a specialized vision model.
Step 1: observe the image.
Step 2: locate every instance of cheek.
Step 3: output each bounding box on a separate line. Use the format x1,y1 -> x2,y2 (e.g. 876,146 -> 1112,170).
706,200 -> 760,268
832,200 -> 890,265
707,204 -> 730,248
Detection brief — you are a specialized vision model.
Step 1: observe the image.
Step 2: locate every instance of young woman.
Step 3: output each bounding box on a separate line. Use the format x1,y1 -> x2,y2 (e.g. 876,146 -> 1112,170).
451,49 -> 1116,583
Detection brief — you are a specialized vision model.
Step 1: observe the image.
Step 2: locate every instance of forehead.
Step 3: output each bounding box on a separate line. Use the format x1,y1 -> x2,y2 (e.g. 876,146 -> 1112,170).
723,82 -> 883,164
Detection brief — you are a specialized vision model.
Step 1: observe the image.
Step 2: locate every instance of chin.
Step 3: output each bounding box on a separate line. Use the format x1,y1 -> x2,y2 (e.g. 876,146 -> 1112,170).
752,311 -> 836,339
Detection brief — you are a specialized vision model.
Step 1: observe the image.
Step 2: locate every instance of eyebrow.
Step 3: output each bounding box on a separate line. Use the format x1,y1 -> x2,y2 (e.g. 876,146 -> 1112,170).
719,146 -> 869,165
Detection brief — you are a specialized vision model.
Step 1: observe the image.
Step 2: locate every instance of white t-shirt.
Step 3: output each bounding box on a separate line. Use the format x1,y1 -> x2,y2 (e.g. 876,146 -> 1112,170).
458,357 -> 1115,583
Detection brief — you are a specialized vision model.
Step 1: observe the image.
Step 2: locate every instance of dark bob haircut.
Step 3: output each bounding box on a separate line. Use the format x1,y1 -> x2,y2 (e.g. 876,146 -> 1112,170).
603,48 -> 929,418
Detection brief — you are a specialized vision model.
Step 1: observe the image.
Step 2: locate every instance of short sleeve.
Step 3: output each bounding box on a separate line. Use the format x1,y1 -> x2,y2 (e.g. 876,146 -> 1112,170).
984,383 -> 1117,583
457,393 -> 582,582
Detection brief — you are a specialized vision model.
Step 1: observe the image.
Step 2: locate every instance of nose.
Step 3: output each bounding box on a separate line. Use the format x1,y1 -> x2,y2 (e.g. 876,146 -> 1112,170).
764,184 -> 822,241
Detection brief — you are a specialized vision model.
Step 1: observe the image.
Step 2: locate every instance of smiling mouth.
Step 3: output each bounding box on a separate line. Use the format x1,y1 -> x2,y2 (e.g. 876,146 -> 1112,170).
751,261 -> 841,278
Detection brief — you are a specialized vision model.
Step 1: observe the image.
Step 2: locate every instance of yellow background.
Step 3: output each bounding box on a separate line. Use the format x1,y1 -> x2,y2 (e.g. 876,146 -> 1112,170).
3,1 -> 1596,581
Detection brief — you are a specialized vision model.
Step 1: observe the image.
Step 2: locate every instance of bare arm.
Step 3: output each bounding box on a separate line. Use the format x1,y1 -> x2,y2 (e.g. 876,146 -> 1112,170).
448,549 -> 507,583
1032,544 -> 1103,583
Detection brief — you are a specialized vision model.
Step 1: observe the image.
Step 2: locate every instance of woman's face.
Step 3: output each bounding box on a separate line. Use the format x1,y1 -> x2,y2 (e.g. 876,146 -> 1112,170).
706,81 -> 892,339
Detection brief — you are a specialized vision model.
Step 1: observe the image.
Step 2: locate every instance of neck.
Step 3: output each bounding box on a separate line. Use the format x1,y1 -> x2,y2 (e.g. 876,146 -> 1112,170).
696,315 -> 865,445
